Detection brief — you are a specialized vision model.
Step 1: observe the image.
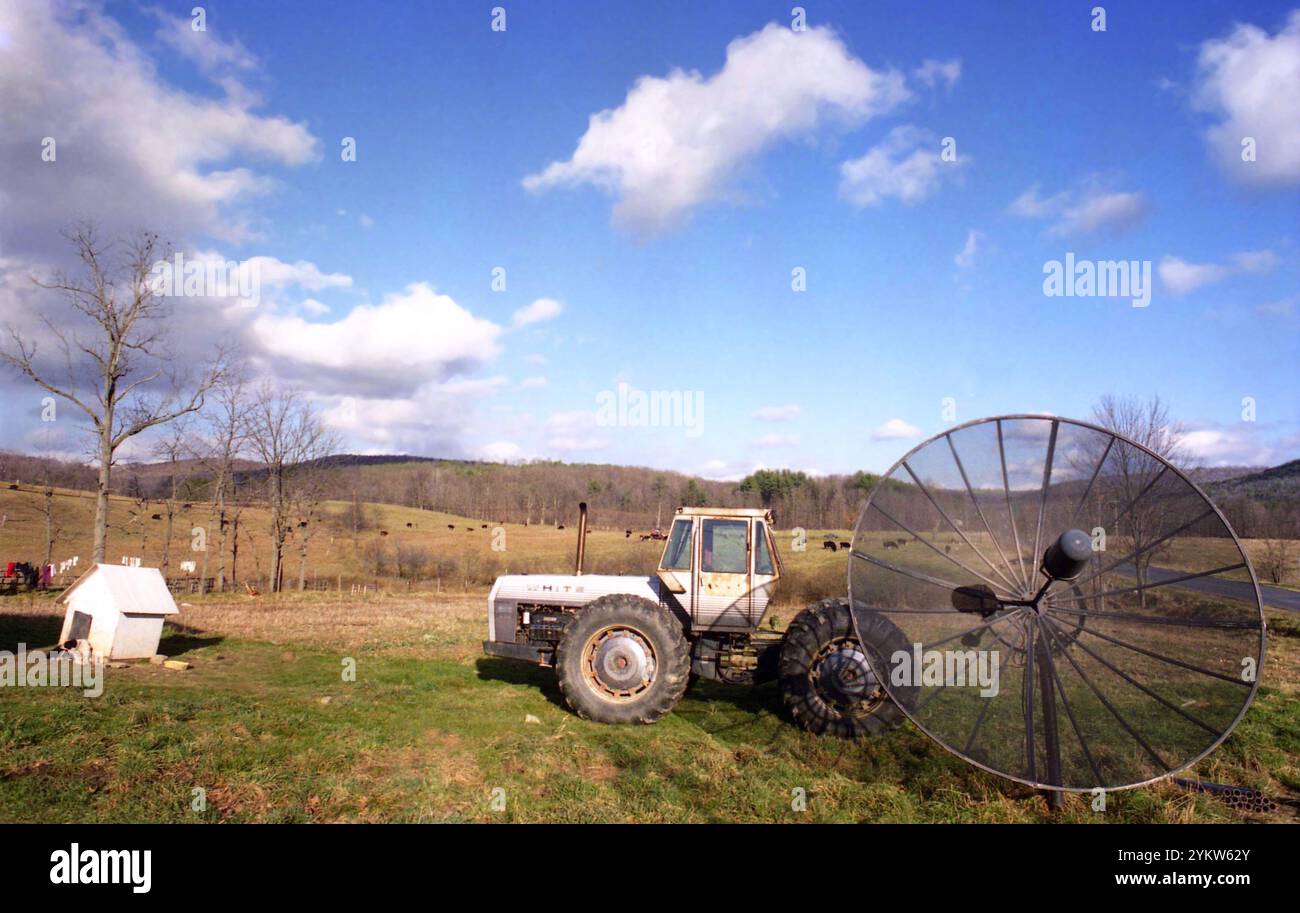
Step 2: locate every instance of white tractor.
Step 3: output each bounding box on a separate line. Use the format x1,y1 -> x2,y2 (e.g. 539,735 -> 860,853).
482,503 -> 908,737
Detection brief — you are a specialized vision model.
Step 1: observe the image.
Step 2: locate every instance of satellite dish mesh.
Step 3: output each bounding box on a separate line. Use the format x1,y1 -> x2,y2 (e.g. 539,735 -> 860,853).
849,415 -> 1265,792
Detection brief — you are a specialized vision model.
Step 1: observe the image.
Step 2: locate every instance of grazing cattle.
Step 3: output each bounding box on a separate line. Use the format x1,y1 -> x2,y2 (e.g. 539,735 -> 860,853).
557,525 -> 565,530
822,540 -> 837,551
299,521 -> 309,528
625,530 -> 632,538
466,527 -> 474,532
481,524 -> 488,529
151,514 -> 161,520
447,524 -> 455,530
379,530 -> 388,536
883,540 -> 899,550
838,541 -> 851,551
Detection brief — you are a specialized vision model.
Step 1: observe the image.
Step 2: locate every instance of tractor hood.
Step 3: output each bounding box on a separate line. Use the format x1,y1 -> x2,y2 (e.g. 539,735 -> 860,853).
486,573 -> 663,643
488,573 -> 661,610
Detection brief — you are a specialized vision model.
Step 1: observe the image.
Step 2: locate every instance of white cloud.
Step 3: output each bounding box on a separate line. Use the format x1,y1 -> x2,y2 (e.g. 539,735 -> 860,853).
697,458 -> 756,482
512,297 -> 563,328
912,58 -> 961,90
1178,427 -> 1274,466
1233,249 -> 1280,273
320,377 -> 506,455
0,2 -> 319,254
1193,11 -> 1300,184
753,433 -> 799,448
542,410 -> 607,453
752,404 -> 800,422
251,283 -> 502,396
0,4 -> 519,461
359,214 -> 375,229
1159,249 -> 1280,295
239,255 -> 352,291
872,418 -> 921,440
523,23 -> 909,232
547,436 -> 608,453
1008,185 -> 1067,219
954,229 -> 983,269
1054,190 -> 1146,237
1158,256 -> 1231,295
152,9 -> 257,76
479,441 -> 523,462
840,126 -> 966,208
1009,179 -> 1147,237
519,375 -> 547,389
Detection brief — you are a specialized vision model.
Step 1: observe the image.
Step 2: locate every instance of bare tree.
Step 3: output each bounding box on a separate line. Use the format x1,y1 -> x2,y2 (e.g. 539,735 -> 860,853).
37,485 -> 61,573
1090,394 -> 1189,606
1256,506 -> 1296,585
246,383 -> 336,593
287,468 -> 330,591
0,225 -> 223,563
194,368 -> 249,591
394,543 -> 431,582
153,421 -> 196,578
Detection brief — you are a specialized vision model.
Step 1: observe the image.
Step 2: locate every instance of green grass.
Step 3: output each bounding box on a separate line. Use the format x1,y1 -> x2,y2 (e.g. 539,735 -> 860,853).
1,599 -> 1295,823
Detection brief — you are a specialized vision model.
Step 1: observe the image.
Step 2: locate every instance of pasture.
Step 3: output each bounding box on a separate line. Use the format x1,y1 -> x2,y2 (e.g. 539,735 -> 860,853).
0,485 -> 1296,822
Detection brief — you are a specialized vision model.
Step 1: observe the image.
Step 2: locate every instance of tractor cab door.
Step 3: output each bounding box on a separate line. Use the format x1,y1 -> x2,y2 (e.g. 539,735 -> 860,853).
749,519 -> 781,627
657,517 -> 695,602
692,517 -> 753,630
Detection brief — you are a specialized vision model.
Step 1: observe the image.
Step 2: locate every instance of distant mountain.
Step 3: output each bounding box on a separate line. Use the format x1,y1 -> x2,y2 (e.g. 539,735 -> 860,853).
1208,459 -> 1300,504
1186,465 -> 1259,485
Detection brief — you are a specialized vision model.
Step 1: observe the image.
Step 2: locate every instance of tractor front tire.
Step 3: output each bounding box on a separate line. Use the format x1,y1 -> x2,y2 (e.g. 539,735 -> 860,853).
779,598 -> 906,739
556,594 -> 690,724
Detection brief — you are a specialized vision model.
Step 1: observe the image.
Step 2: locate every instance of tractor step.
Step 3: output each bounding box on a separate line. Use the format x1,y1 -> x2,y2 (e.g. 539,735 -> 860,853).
482,640 -> 553,665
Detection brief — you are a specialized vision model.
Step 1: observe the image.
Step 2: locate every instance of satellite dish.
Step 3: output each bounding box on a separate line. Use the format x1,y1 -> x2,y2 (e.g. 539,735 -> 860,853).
849,415 -> 1265,792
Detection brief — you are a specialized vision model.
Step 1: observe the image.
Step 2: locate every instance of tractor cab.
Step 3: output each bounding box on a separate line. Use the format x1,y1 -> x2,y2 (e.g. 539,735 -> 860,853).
655,507 -> 782,632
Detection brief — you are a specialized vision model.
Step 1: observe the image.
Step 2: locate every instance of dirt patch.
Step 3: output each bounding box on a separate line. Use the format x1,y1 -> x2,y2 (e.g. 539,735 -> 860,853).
170,592 -> 484,657
356,729 -> 483,790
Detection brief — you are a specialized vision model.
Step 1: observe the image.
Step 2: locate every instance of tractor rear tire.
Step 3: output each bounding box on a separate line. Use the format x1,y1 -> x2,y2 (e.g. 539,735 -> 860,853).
779,598 -> 906,739
556,594 -> 690,724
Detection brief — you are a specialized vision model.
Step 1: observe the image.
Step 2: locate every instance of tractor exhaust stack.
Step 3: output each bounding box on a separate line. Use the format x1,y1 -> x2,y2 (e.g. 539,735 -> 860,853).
574,502 -> 589,576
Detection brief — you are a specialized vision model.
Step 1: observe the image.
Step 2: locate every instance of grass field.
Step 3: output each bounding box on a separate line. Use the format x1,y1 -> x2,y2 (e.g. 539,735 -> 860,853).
0,586 -> 1296,823
1,485 -> 1296,822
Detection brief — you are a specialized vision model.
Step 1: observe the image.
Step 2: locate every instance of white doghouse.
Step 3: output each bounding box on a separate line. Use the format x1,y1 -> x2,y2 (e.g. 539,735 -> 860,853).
57,564 -> 179,660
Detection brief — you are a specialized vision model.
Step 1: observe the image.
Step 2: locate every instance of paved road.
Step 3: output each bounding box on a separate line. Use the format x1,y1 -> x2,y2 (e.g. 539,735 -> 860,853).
1115,563 -> 1300,614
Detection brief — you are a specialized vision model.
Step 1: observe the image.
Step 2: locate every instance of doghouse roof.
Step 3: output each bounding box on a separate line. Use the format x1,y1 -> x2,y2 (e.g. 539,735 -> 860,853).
58,564 -> 179,616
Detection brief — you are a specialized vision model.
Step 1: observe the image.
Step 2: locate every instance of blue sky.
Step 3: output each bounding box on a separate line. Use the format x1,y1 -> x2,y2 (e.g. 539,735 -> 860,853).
1,1 -> 1297,476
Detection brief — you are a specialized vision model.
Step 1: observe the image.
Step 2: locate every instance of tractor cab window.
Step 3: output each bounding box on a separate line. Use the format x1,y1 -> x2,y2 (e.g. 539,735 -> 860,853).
661,518 -> 693,571
754,521 -> 775,575
701,519 -> 749,574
